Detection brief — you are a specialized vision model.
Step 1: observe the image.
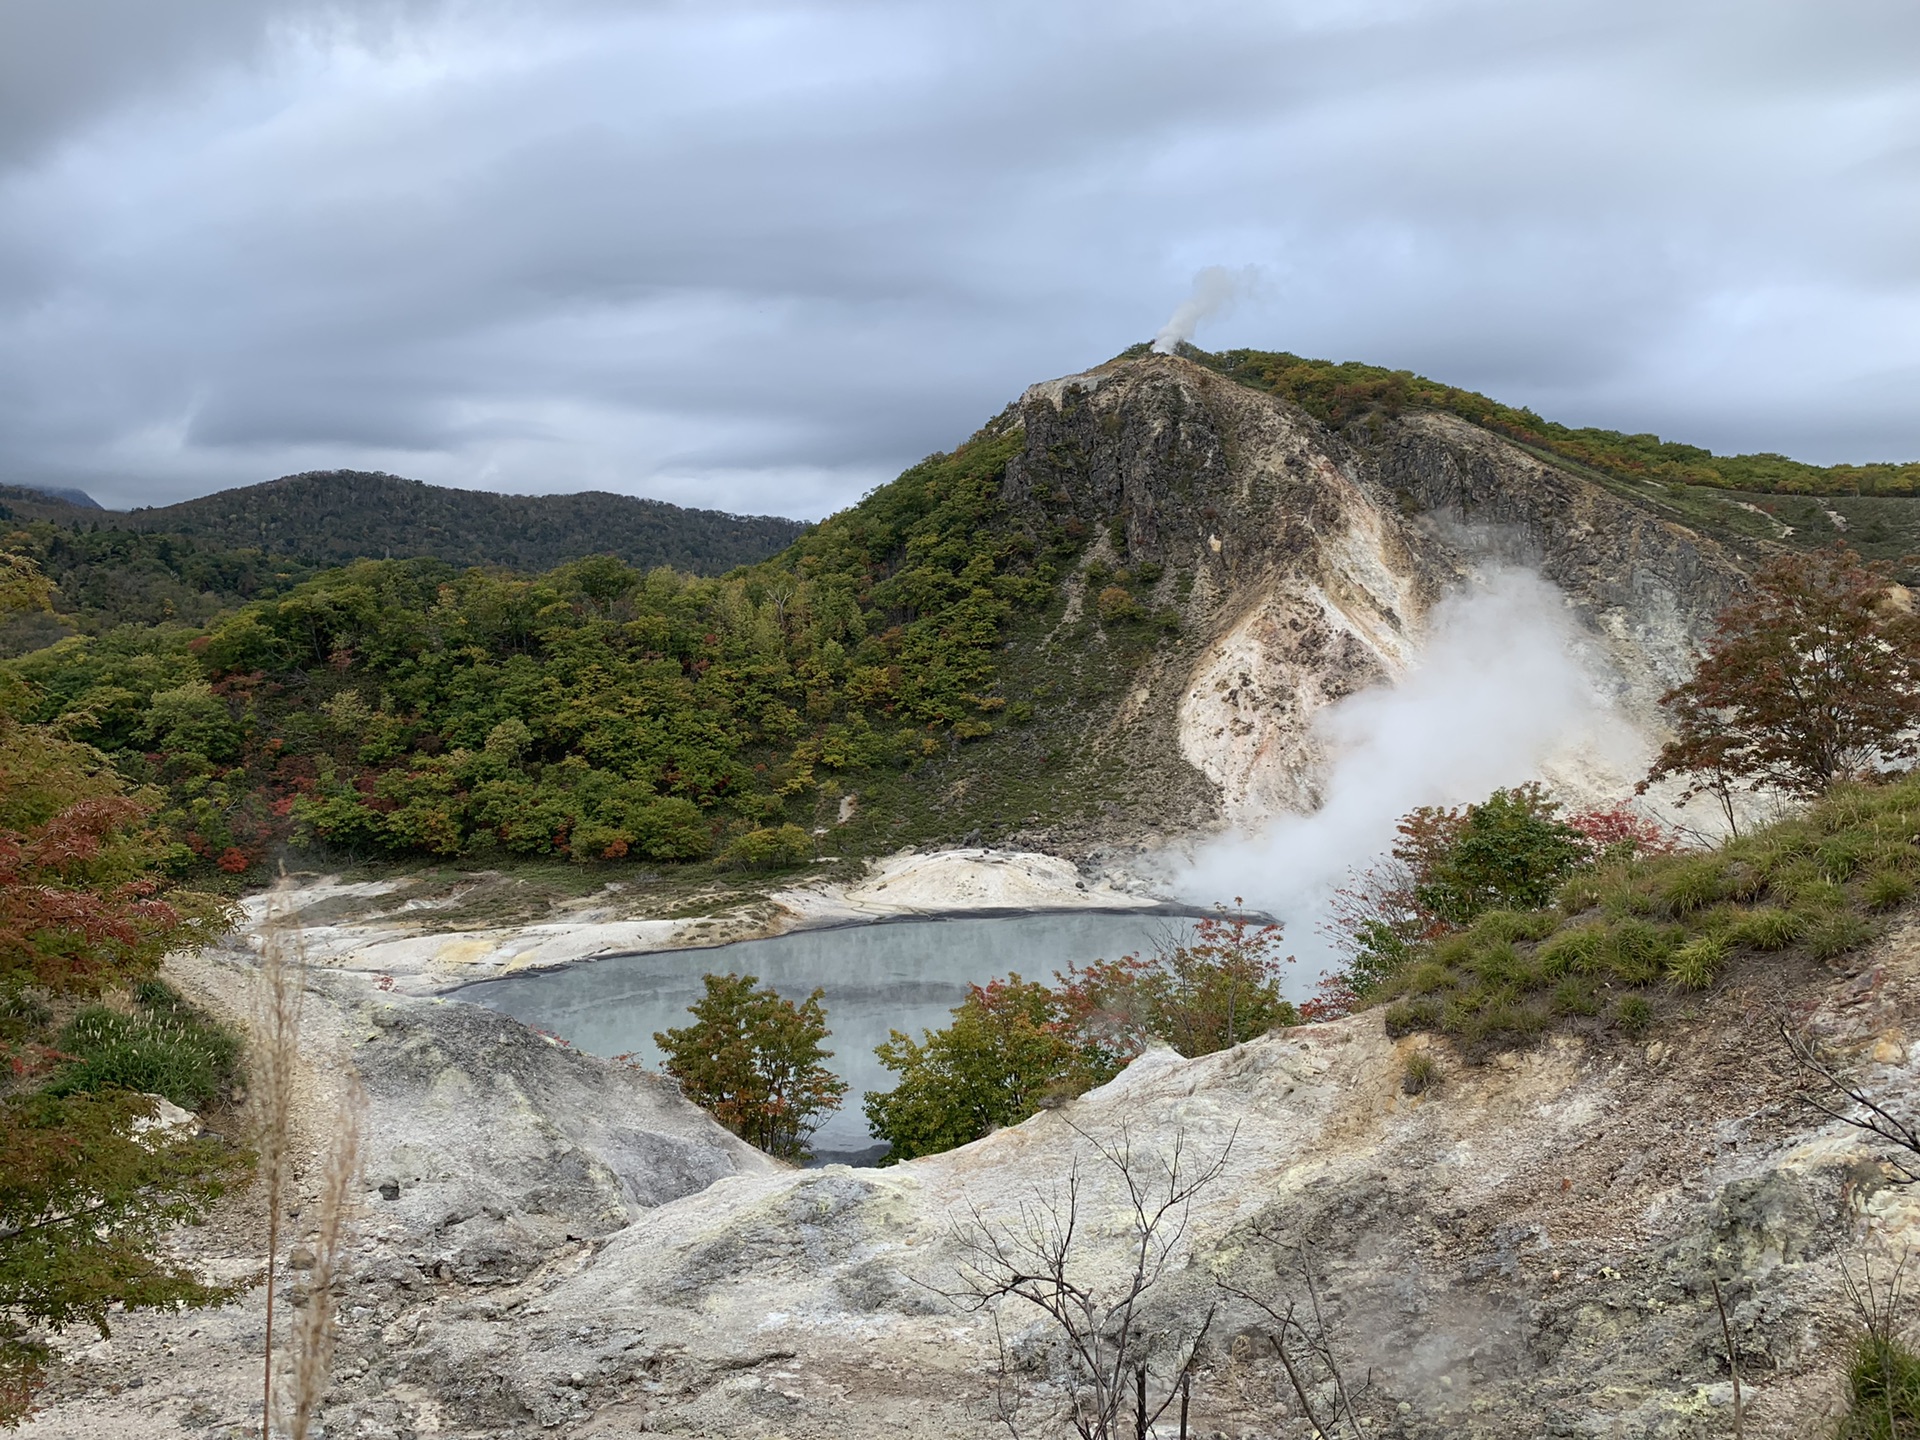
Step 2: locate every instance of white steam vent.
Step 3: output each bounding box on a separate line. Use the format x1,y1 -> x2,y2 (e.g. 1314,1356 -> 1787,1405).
1177,567 -> 1647,978
1152,265 -> 1259,353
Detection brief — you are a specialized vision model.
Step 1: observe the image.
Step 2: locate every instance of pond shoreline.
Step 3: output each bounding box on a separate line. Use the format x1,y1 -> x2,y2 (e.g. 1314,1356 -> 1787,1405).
448,908 -> 1263,1155
433,900 -> 1274,998
233,845 -> 1229,997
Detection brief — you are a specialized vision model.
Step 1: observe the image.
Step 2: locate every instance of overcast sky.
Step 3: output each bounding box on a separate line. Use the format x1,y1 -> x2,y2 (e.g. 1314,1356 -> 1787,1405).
2,0 -> 1917,518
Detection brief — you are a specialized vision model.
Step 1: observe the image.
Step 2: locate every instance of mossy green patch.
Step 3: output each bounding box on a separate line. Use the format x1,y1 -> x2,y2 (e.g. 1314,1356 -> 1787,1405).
1370,775 -> 1920,1049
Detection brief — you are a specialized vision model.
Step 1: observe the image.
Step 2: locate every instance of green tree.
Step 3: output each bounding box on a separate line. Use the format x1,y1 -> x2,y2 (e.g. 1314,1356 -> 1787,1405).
0,694 -> 241,1422
0,1093 -> 249,1424
1411,785 -> 1589,926
864,975 -> 1089,1163
1325,785 -> 1594,1000
1054,908 -> 1296,1066
1644,545 -> 1920,825
655,974 -> 846,1161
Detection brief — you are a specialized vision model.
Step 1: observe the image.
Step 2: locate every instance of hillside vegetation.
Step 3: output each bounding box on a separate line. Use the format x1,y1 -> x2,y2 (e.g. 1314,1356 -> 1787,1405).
114,470 -> 806,573
1193,345 -> 1920,497
1,430 -> 1135,874
0,473 -> 803,647
10,345 -> 1920,880
1376,774 -> 1920,1048
0,472 -> 806,656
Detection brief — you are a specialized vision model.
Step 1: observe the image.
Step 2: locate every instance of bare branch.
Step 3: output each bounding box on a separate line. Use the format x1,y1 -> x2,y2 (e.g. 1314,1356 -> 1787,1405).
1780,1018 -> 1920,1183
940,1126 -> 1232,1440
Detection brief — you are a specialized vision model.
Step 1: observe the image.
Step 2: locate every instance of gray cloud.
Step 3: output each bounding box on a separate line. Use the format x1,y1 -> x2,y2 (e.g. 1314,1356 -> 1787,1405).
2,0 -> 1918,516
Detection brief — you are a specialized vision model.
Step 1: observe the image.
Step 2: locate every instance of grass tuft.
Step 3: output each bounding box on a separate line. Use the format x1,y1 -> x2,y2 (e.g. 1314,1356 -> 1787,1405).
1729,906 -> 1807,951
45,993 -> 244,1110
1666,935 -> 1729,991
1836,1335 -> 1920,1439
1863,870 -> 1916,912
1656,856 -> 1730,914
1401,1050 -> 1437,1095
1614,995 -> 1654,1037
1809,911 -> 1877,961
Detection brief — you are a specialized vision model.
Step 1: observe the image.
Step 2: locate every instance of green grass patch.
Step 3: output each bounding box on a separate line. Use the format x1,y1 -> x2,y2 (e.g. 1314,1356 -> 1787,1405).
1665,935 -> 1729,991
1729,906 -> 1807,951
1613,995 -> 1654,1037
1369,773 -> 1920,1050
1809,911 -> 1878,961
45,989 -> 244,1110
1865,870 -> 1917,912
1836,1335 -> 1920,1439
1655,856 -> 1730,914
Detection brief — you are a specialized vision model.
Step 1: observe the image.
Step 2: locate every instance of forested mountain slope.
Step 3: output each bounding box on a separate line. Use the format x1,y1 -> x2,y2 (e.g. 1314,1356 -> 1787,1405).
3,350 -> 1791,879
0,473 -> 806,651
117,470 -> 807,573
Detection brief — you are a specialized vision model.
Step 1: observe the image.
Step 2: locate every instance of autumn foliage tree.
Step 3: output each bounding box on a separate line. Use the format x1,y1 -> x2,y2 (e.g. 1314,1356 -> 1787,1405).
0,724 -> 227,1012
1643,545 -> 1920,827
0,553 -> 245,1424
0,769 -> 241,1423
655,973 -> 846,1161
1053,907 -> 1295,1070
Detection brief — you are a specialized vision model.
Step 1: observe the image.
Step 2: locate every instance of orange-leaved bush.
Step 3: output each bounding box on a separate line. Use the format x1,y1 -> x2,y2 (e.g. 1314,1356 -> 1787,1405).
1643,544 -> 1920,827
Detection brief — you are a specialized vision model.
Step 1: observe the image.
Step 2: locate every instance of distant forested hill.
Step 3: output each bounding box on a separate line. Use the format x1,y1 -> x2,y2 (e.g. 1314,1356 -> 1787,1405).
0,474 -> 806,651
115,470 -> 806,572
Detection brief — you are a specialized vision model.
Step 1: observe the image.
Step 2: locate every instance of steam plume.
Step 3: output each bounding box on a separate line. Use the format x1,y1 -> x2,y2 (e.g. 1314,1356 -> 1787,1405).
1152,266 -> 1257,354
1176,568 -> 1643,979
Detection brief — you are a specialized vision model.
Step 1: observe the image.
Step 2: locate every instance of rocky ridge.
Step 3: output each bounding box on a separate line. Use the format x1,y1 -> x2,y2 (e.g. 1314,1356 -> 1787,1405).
968,354 -> 1754,839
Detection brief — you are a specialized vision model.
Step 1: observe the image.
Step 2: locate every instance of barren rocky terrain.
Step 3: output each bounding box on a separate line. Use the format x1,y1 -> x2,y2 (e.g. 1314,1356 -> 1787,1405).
21,887 -> 1920,1439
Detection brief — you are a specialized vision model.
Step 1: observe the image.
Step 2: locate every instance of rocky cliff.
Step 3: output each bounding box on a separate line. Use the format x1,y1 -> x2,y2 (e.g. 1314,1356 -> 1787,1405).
940,354 -> 1754,840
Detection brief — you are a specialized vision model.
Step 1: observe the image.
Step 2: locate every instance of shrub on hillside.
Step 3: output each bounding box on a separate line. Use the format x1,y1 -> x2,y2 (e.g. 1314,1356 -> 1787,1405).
864,976 -> 1089,1163
867,911 -> 1300,1161
720,823 -> 813,870
1364,774 -> 1920,1049
1325,785 -> 1643,1003
1054,907 -> 1295,1067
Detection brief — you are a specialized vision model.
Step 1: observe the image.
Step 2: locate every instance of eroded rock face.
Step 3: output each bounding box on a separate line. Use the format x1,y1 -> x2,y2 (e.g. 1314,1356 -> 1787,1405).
1374,410 -> 1750,700
996,355 -> 1754,826
376,930 -> 1913,1440
354,995 -> 772,1270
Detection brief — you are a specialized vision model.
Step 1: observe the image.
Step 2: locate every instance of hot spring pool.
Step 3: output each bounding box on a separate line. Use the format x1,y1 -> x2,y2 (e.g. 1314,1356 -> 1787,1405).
457,909 -> 1212,1159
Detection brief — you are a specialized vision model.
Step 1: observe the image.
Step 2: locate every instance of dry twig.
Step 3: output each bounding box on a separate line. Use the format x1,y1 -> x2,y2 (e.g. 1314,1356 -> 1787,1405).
1780,1019 -> 1920,1183
1218,1240 -> 1372,1438
251,889 -> 307,1440
943,1122 -> 1231,1439
280,1078 -> 365,1440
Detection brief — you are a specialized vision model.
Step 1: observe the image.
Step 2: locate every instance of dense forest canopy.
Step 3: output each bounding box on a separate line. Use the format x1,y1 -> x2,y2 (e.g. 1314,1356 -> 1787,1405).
0,470 -> 803,610
0,428 -> 1121,875
112,471 -> 807,572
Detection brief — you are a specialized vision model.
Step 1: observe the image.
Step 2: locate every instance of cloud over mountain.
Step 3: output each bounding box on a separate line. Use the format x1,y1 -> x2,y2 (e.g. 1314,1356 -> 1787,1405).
2,0 -> 1918,516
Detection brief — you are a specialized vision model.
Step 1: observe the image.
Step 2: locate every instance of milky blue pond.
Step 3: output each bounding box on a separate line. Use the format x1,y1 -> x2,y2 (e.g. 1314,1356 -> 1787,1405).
458,910 -> 1205,1158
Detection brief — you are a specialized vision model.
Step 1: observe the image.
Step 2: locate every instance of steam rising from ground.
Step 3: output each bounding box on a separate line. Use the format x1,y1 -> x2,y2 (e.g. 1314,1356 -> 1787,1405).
1177,568 -> 1643,979
1151,266 -> 1259,353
